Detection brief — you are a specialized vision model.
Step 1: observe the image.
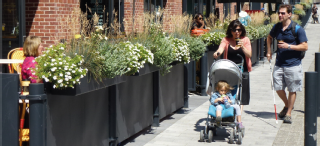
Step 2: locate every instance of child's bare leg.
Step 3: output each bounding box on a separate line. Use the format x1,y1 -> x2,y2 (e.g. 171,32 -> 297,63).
237,116 -> 241,123
216,111 -> 222,117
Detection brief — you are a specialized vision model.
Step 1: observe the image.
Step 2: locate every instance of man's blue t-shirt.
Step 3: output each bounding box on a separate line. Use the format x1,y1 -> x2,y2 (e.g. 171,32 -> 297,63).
269,21 -> 308,67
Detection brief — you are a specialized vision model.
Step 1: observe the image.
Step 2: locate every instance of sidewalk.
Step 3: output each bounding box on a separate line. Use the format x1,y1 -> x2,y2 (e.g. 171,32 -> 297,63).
123,11 -> 320,146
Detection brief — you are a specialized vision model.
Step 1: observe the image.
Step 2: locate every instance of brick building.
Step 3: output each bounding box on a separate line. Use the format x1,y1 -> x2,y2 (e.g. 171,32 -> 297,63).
2,0 -> 265,63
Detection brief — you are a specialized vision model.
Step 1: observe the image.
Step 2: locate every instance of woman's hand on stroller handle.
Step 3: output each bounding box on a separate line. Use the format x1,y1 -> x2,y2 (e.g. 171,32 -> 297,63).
213,52 -> 220,59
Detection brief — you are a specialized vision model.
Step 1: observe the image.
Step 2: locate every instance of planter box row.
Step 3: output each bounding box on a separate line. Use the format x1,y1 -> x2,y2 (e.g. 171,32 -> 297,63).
0,63 -> 187,146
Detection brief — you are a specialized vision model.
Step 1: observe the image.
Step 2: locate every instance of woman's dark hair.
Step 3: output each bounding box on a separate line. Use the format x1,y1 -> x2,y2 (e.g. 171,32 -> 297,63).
226,19 -> 246,38
194,13 -> 203,19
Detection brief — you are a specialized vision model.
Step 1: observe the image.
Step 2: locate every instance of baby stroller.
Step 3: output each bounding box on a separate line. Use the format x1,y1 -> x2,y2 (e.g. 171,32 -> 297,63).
199,55 -> 245,144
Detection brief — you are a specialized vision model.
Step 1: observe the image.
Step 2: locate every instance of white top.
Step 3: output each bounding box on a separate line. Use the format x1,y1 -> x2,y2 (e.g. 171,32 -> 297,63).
239,11 -> 248,17
0,59 -> 24,64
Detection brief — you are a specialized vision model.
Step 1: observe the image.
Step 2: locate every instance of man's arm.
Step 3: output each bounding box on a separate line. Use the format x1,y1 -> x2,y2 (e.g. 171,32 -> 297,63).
284,42 -> 308,51
266,34 -> 273,61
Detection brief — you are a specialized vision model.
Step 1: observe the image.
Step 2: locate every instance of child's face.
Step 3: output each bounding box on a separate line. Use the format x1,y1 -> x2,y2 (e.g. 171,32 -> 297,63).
218,86 -> 227,95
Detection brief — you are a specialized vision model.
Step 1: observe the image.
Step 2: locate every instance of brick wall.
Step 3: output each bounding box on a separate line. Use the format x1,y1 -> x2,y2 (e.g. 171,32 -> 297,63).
123,0 -> 182,34
215,1 -> 237,21
123,0 -> 145,34
25,0 -> 80,47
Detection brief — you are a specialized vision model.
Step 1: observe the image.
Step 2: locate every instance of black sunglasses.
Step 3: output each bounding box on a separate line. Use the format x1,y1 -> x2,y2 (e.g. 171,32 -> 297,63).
279,12 -> 286,15
198,17 -> 203,20
232,28 -> 242,32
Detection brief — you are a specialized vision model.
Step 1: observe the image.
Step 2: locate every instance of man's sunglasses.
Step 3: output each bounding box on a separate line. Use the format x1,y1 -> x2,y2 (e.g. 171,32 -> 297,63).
198,17 -> 203,20
232,28 -> 242,32
279,12 -> 286,15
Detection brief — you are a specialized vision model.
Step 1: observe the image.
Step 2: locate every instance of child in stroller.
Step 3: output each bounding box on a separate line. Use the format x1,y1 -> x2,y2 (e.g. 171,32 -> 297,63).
210,81 -> 244,129
200,59 -> 245,144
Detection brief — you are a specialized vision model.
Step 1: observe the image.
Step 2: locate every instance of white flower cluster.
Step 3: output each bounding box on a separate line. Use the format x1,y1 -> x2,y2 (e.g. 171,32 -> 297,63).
34,44 -> 88,89
170,37 -> 190,64
122,41 -> 154,73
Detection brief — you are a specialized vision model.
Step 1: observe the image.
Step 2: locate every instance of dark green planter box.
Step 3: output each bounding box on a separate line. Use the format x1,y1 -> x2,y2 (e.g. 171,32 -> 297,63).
46,75 -> 126,96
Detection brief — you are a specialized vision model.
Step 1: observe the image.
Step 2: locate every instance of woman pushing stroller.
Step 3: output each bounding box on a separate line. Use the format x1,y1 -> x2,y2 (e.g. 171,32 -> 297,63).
210,81 -> 244,129
213,19 -> 252,114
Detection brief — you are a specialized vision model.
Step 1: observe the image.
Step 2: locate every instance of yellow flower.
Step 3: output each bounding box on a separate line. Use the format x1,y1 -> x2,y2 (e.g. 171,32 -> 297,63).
74,34 -> 81,39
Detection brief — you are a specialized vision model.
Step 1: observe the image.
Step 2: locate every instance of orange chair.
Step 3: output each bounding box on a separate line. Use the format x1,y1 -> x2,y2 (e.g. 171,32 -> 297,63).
191,29 -> 209,37
7,48 -> 25,73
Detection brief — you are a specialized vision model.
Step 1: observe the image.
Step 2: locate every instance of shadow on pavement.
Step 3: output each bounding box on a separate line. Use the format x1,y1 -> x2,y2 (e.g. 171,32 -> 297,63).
194,118 -> 230,143
245,110 -> 278,128
245,110 -> 277,119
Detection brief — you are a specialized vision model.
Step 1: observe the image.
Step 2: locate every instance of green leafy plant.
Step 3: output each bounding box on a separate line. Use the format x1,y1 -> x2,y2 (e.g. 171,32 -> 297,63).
300,2 -> 312,9
200,31 -> 226,46
144,23 -> 175,75
34,43 -> 88,89
245,25 -> 259,40
294,8 -> 306,16
183,35 -> 207,61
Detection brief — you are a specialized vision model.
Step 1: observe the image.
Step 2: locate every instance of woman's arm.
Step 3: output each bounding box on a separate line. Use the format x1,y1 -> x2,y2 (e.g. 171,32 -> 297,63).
240,37 -> 252,58
213,38 -> 228,59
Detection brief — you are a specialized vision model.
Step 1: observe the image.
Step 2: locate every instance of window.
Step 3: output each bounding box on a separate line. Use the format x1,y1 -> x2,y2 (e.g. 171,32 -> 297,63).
144,0 -> 163,13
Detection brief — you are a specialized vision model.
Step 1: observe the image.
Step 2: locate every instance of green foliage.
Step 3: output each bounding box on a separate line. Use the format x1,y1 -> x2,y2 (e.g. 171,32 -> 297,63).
245,25 -> 259,40
300,2 -> 312,9
200,31 -> 226,46
294,9 -> 306,16
183,35 -> 207,61
34,43 -> 87,89
99,41 -> 154,77
65,32 -> 107,82
145,23 -> 175,75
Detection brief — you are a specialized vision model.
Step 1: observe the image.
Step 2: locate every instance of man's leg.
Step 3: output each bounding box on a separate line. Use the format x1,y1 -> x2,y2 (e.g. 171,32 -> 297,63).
286,92 -> 296,116
276,90 -> 288,107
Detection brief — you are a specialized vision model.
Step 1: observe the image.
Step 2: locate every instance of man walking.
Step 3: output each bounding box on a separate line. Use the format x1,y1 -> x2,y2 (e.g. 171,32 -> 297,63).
266,4 -> 308,124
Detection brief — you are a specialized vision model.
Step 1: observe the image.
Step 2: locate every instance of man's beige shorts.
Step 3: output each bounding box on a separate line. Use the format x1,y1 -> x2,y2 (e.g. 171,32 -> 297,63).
273,64 -> 303,92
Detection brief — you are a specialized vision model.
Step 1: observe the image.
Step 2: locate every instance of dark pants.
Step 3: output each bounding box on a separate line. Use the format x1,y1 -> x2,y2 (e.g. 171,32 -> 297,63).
240,72 -> 250,105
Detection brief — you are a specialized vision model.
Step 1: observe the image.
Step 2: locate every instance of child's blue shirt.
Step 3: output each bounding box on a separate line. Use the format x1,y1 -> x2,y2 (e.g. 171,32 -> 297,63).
210,92 -> 235,106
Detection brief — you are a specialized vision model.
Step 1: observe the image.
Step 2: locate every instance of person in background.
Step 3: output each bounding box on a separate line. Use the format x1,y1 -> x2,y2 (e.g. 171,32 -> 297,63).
191,13 -> 206,30
22,36 -> 44,83
312,4 -> 319,24
239,2 -> 251,26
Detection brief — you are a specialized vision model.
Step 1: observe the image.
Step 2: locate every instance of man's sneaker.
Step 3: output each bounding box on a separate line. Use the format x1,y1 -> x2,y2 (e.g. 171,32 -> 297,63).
283,115 -> 292,124
278,107 -> 288,118
216,116 -> 222,127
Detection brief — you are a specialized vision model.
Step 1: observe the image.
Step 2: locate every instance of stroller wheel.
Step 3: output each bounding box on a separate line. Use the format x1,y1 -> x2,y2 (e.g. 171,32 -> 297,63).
200,130 -> 205,142
241,128 -> 245,137
207,130 -> 213,143
237,131 -> 243,144
229,129 -> 235,144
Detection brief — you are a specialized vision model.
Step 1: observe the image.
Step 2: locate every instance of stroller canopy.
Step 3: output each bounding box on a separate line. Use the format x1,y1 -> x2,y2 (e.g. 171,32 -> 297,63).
209,59 -> 242,88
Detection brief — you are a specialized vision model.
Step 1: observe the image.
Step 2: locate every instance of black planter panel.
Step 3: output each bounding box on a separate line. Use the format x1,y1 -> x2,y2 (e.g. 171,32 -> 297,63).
251,40 -> 258,65
0,73 -> 19,146
46,88 -> 109,146
116,74 -> 153,142
47,75 -> 126,96
159,64 -> 184,119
